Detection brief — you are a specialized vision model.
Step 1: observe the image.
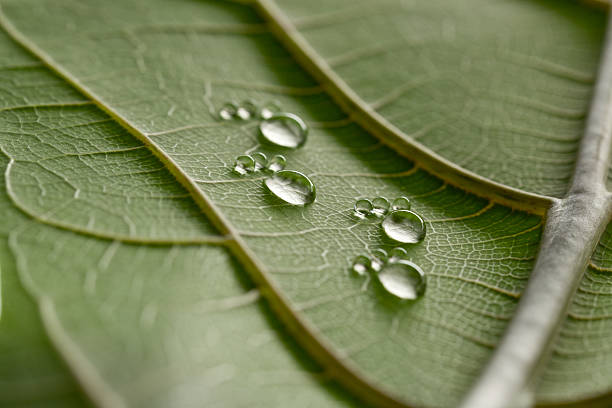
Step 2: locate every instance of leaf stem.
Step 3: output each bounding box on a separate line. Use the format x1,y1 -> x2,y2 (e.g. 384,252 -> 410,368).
459,10 -> 612,408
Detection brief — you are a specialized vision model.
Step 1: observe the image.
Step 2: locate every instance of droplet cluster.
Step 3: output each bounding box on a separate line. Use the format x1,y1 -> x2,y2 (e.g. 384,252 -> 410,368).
353,196 -> 411,219
218,97 -> 429,301
351,195 -> 428,299
218,100 -> 281,121
233,152 -> 286,175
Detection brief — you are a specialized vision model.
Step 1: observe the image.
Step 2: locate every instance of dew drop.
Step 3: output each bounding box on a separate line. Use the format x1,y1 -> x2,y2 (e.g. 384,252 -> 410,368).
219,102 -> 238,120
236,100 -> 258,120
382,210 -> 426,244
233,155 -> 255,175
351,255 -> 371,276
354,199 -> 373,219
371,249 -> 389,272
252,152 -> 268,171
371,197 -> 390,217
260,101 -> 281,119
259,113 -> 308,149
389,247 -> 408,261
263,170 -> 316,205
266,155 -> 286,173
391,196 -> 411,211
377,259 -> 426,300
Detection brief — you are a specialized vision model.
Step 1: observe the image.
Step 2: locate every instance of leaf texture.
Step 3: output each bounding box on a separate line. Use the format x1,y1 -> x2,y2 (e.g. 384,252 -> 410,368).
0,0 -> 611,407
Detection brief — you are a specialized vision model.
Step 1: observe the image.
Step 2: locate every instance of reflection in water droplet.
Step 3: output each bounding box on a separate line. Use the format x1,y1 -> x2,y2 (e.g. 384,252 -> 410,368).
260,113 -> 308,149
263,170 -> 316,205
354,199 -> 373,219
252,152 -> 268,171
371,197 -> 390,217
219,102 -> 238,120
266,155 -> 286,173
237,100 -> 257,120
233,155 -> 255,175
377,259 -> 425,300
352,255 -> 371,276
389,247 -> 408,261
391,196 -> 411,211
371,249 -> 389,272
260,101 -> 281,119
382,210 -> 426,244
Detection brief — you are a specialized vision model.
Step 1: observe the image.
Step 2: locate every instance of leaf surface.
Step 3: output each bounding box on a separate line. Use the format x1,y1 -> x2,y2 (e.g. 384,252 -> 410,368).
0,0 -> 611,407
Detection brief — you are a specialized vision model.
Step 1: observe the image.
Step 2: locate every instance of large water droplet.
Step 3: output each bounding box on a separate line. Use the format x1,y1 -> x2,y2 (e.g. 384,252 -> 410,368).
354,199 -> 373,219
382,210 -> 426,244
266,155 -> 286,173
377,259 -> 426,300
371,197 -> 390,217
233,155 -> 255,175
351,255 -> 371,276
263,170 -> 316,205
219,102 -> 238,120
371,249 -> 388,272
259,113 -> 308,149
252,152 -> 268,171
391,196 -> 411,211
260,101 -> 281,119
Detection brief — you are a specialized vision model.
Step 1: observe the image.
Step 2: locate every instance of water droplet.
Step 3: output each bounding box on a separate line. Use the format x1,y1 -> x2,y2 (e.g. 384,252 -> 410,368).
382,210 -> 426,244
263,170 -> 316,205
391,196 -> 411,211
351,255 -> 371,276
389,247 -> 408,261
233,155 -> 255,175
252,152 -> 268,171
219,102 -> 238,120
371,197 -> 390,217
354,199 -> 373,219
260,101 -> 281,119
259,113 -> 308,149
266,155 -> 286,173
371,249 -> 388,272
377,259 -> 425,300
236,100 -> 258,120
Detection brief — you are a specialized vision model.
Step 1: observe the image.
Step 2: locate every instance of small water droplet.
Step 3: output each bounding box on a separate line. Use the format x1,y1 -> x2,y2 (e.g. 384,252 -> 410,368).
233,155 -> 255,175
377,259 -> 425,300
371,249 -> 389,272
263,170 -> 316,205
382,210 -> 426,244
371,197 -> 390,217
351,255 -> 371,276
219,102 -> 238,120
236,100 -> 258,120
252,152 -> 268,171
259,112 -> 308,149
260,101 -> 281,119
354,199 -> 373,219
266,155 -> 286,173
391,196 -> 411,211
389,247 -> 408,261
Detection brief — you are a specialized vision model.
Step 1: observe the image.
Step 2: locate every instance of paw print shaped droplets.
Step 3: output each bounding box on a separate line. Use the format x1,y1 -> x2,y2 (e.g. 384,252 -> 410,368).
223,100 -> 315,206
351,196 -> 427,300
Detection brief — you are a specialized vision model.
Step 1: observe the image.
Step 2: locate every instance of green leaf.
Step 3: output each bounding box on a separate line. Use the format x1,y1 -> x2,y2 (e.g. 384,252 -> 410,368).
0,0 -> 611,408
